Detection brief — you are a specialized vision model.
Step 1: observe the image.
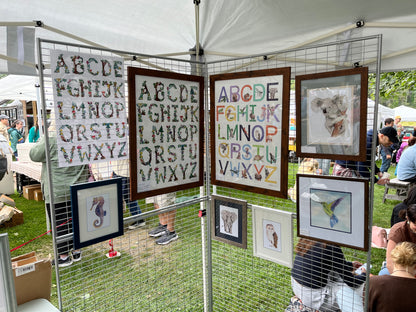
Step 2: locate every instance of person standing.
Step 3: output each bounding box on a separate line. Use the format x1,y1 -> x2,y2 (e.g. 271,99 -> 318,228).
30,117 -> 88,267
0,114 -> 9,140
8,120 -> 24,158
28,121 -> 40,143
380,118 -> 395,173
148,192 -> 178,245
111,159 -> 145,230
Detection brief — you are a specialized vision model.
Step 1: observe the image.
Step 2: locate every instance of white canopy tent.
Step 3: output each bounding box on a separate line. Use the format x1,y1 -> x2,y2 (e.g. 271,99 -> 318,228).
0,0 -> 415,74
394,105 -> 416,122
367,99 -> 395,130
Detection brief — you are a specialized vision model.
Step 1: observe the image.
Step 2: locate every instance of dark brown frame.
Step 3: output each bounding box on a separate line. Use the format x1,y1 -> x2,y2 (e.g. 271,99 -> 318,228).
211,194 -> 247,249
128,67 -> 204,200
295,67 -> 368,161
210,68 -> 290,198
296,174 -> 369,251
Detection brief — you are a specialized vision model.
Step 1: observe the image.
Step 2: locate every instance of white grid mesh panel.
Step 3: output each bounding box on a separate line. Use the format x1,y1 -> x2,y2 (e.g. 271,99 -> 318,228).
37,34 -> 381,312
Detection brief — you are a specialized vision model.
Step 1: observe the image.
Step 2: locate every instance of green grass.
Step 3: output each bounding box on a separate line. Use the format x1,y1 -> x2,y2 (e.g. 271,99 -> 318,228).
0,162 -> 399,310
0,193 -> 53,258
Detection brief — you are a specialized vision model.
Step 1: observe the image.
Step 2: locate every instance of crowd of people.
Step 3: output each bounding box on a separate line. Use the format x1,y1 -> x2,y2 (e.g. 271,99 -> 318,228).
288,116 -> 416,311
0,114 -> 41,159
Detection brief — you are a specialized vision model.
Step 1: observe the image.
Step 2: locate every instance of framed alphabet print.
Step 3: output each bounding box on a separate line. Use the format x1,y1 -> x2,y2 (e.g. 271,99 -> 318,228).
128,67 -> 204,200
252,205 -> 294,268
296,174 -> 369,251
295,67 -> 368,161
210,68 -> 290,198
211,194 -> 247,249
71,178 -> 124,249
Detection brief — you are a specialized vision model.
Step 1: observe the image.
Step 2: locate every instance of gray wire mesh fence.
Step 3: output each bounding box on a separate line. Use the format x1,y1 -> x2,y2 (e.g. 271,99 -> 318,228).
37,33 -> 381,311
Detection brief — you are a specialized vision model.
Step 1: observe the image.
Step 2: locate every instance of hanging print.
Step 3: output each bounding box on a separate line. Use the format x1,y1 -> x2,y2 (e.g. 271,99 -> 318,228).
210,68 -> 290,198
50,50 -> 128,167
128,68 -> 204,200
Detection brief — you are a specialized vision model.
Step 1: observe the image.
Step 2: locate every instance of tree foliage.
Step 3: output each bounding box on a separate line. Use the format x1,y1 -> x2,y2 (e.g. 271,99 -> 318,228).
369,71 -> 416,108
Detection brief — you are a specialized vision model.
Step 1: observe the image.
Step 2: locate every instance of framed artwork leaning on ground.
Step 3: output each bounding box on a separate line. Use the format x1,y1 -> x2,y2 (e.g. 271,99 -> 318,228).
210,67 -> 290,198
71,178 -> 124,249
295,67 -> 368,161
211,194 -> 247,249
296,174 -> 369,251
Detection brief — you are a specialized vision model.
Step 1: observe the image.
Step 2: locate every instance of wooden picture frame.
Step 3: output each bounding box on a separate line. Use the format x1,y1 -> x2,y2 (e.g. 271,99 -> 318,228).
128,67 -> 204,200
252,205 -> 294,268
211,194 -> 247,249
296,174 -> 369,251
295,67 -> 368,161
71,178 -> 124,249
210,68 -> 290,198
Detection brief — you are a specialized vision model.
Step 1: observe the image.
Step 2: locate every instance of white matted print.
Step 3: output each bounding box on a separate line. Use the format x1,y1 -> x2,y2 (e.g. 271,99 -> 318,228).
296,174 -> 369,251
219,205 -> 239,238
50,50 -> 128,167
86,193 -> 111,232
252,205 -> 293,267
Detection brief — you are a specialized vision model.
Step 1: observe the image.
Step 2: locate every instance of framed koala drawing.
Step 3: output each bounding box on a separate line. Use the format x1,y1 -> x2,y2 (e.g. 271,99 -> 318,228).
295,67 -> 368,161
211,194 -> 247,249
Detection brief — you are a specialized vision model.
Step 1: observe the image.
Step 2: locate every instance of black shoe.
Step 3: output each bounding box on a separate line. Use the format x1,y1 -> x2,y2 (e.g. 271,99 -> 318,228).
128,220 -> 146,230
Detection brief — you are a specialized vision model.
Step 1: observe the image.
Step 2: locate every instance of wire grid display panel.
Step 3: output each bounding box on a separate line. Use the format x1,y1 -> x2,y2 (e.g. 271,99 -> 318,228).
207,36 -> 381,311
38,40 -> 206,311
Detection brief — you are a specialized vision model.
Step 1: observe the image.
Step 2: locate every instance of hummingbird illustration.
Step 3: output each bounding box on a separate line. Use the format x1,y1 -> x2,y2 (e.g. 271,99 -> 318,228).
311,193 -> 346,228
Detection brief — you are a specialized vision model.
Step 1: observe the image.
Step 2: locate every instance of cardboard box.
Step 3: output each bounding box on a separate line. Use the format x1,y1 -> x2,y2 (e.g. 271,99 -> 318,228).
34,189 -> 44,202
12,252 -> 52,305
0,208 -> 24,228
22,184 -> 41,200
0,194 -> 15,207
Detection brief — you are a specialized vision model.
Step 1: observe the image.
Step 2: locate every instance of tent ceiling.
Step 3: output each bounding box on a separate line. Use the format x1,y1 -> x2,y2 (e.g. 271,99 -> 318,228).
0,0 -> 416,74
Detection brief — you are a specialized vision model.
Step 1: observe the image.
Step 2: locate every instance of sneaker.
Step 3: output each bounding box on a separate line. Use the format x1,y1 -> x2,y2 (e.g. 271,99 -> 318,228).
148,224 -> 167,237
58,256 -> 73,268
128,220 -> 146,230
72,251 -> 82,262
155,231 -> 178,245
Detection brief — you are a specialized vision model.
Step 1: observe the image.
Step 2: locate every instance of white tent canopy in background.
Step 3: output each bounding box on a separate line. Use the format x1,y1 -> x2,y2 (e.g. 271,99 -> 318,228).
394,105 -> 416,122
367,99 -> 395,130
0,75 -> 51,101
0,0 -> 416,74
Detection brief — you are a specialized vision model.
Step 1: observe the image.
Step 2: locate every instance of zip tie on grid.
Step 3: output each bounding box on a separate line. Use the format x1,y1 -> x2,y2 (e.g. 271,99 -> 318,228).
10,218 -> 72,252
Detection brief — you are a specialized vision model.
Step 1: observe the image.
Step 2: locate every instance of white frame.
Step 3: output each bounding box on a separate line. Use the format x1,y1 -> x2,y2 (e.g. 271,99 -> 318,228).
252,205 -> 293,268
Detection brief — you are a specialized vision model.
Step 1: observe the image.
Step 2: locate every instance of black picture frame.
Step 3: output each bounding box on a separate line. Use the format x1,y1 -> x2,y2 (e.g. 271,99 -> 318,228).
71,178 -> 124,249
211,194 -> 247,249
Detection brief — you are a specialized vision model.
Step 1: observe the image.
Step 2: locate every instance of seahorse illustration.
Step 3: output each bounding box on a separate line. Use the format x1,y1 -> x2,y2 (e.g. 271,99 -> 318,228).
90,196 -> 106,228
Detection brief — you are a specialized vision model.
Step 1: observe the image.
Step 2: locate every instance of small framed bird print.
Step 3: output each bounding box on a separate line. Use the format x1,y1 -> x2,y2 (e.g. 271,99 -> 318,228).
252,205 -> 294,267
296,174 -> 369,251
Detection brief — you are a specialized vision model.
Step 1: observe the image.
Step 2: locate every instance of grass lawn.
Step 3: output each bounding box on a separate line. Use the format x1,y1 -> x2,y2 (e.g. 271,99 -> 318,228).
0,160 -> 399,310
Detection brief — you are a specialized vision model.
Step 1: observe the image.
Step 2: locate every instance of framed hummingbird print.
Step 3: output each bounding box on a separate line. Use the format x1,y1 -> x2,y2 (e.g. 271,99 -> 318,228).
71,178 -> 124,249
209,68 -> 290,198
295,67 -> 368,161
296,174 -> 369,251
252,205 -> 294,268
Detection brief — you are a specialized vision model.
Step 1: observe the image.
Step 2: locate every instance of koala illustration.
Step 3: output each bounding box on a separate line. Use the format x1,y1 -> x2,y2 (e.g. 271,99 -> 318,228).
221,210 -> 237,234
311,95 -> 348,137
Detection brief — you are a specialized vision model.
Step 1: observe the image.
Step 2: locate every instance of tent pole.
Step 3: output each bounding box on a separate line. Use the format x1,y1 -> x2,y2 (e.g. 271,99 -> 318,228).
194,0 -> 201,74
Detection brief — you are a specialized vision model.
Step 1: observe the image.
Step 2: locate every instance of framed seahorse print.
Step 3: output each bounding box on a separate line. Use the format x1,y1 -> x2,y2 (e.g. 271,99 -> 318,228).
71,178 -> 123,249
